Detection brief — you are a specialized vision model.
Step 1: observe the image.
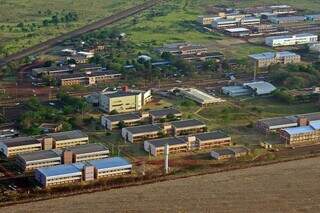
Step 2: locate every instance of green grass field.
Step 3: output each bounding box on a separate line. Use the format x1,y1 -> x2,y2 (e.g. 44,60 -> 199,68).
0,0 -> 145,57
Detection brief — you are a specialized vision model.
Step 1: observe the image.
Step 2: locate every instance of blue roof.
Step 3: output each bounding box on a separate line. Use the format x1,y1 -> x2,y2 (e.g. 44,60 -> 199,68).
88,157 -> 131,170
283,126 -> 314,135
37,163 -> 84,177
309,120 -> 320,130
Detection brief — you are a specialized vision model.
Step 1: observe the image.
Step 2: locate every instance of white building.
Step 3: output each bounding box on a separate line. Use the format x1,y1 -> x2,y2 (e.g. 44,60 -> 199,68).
177,88 -> 225,106
265,33 -> 318,47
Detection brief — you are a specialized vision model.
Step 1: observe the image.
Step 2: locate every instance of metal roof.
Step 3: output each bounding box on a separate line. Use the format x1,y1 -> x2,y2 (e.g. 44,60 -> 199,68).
259,116 -> 297,127
125,124 -> 162,134
266,33 -> 317,40
146,137 -> 186,147
225,27 -> 250,33
0,136 -> 40,147
243,81 -> 276,95
283,126 -> 315,135
149,108 -> 182,118
249,51 -> 298,60
195,131 -> 230,141
104,112 -> 141,122
211,148 -> 234,156
88,157 -> 131,170
46,130 -> 88,141
101,91 -> 140,98
67,143 -> 109,155
297,112 -> 320,122
228,146 -> 249,154
17,149 -> 62,162
171,119 -> 205,129
36,163 -> 84,177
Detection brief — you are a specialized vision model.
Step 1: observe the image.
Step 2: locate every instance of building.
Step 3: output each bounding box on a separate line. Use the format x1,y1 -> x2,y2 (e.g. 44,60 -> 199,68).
66,144 -> 109,162
88,157 -> 132,178
122,124 -> 163,143
269,5 -> 296,15
99,89 -> 152,113
177,88 -> 225,106
251,24 -> 278,34
212,18 -> 239,29
256,116 -> 298,134
0,137 -> 42,158
144,137 -> 189,156
249,51 -> 301,68
256,112 -> 320,134
197,16 -> 220,25
58,71 -> 121,86
195,131 -> 232,149
39,123 -> 63,133
221,86 -> 251,97
16,149 -> 62,172
269,16 -> 305,24
243,81 -> 277,96
0,128 -> 18,139
210,146 -> 249,160
265,33 -> 318,47
101,112 -> 143,130
35,163 -> 85,188
280,120 -> 320,145
240,16 -> 261,26
35,157 -> 131,188
224,28 -> 250,37
44,130 -> 89,149
148,108 -> 182,123
171,119 -> 206,136
32,66 -> 71,77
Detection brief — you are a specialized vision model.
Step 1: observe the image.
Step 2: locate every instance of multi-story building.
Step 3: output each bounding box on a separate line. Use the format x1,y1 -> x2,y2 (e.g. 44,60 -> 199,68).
148,108 -> 182,123
66,144 -> 109,162
240,16 -> 261,26
35,163 -> 86,188
101,112 -> 143,130
122,124 -> 163,143
171,119 -> 207,136
195,131 -> 232,149
88,157 -> 132,178
249,51 -> 301,68
99,89 -> 152,113
58,71 -> 121,86
265,33 -> 318,47
279,118 -> 320,145
197,16 -> 220,25
32,66 -> 72,78
212,18 -> 239,29
269,16 -> 305,24
0,137 -> 42,158
44,130 -> 89,149
16,149 -> 62,172
144,137 -> 189,156
35,157 -> 132,188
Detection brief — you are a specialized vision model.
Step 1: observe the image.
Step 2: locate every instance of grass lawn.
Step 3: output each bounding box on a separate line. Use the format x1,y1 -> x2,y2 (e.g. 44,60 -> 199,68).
0,0 -> 145,57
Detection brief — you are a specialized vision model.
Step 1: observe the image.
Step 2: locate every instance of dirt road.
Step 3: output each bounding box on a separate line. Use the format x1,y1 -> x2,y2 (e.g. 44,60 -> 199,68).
2,157 -> 320,212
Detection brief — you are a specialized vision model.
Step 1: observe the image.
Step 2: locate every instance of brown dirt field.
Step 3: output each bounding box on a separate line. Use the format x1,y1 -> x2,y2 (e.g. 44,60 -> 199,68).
2,157 -> 320,213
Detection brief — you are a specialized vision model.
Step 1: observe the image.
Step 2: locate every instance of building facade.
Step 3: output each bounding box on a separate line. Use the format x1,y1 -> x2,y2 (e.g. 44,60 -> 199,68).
0,137 -> 42,158
249,51 -> 301,68
265,33 -> 318,47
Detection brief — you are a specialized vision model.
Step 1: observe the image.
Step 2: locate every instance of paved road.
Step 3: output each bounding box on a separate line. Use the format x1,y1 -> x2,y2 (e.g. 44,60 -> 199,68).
2,157 -> 320,213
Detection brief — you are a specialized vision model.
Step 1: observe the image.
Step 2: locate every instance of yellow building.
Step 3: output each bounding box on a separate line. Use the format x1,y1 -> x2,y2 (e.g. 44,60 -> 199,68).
0,137 -> 42,158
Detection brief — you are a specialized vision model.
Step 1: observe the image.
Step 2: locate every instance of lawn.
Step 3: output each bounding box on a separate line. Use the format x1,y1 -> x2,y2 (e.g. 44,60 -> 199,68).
0,0 -> 145,57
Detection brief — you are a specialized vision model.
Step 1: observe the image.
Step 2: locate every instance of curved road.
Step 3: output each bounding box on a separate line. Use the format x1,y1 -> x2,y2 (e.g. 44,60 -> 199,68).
0,0 -> 164,67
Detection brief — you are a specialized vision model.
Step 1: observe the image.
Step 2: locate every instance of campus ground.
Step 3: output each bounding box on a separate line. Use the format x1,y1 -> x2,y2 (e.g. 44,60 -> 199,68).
2,156 -> 320,213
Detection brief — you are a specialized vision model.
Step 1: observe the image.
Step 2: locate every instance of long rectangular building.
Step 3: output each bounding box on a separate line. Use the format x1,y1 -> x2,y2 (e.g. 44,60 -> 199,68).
35,157 -> 132,188
178,88 -> 225,106
101,112 -> 143,131
66,144 -> 109,162
45,130 -> 89,149
16,149 -> 62,172
265,33 -> 318,47
122,124 -> 163,143
249,51 -> 301,68
195,131 -> 232,149
0,137 -> 42,157
171,119 -> 207,136
144,137 -> 189,156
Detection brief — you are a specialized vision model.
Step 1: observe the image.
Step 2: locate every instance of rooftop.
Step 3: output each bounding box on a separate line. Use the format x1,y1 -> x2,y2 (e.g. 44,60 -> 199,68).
0,136 -> 40,147
243,81 -> 276,95
17,149 -> 62,162
46,130 -> 88,141
149,108 -> 182,118
249,51 -> 298,60
195,131 -> 230,141
67,143 -> 109,155
266,33 -> 317,40
297,112 -> 320,122
171,119 -> 205,129
125,124 -> 162,134
228,146 -> 249,154
259,116 -> 297,127
225,27 -> 250,33
211,148 -> 234,156
101,91 -> 140,98
179,88 -> 225,104
146,137 -> 186,147
104,112 -> 141,122
88,157 -> 131,170
36,163 -> 84,177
